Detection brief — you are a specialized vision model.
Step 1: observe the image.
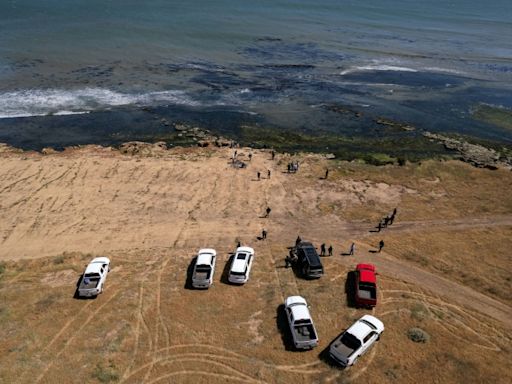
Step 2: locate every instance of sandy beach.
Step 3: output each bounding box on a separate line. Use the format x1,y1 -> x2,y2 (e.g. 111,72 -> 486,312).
0,144 -> 511,383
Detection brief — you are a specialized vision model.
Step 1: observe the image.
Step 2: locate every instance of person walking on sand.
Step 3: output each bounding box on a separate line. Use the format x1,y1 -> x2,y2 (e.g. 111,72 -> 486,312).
325,168 -> 329,179
257,171 -> 261,180
267,169 -> 271,179
271,150 -> 275,160
264,207 -> 271,218
328,245 -> 333,256
248,152 -> 252,161
296,235 -> 302,246
377,221 -> 382,232
378,240 -> 384,252
320,243 -> 326,256
349,242 -> 355,256
262,228 -> 267,240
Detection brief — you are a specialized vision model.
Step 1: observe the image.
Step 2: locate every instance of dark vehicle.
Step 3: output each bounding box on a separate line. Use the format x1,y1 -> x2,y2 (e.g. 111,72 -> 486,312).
354,264 -> 377,308
295,242 -> 324,279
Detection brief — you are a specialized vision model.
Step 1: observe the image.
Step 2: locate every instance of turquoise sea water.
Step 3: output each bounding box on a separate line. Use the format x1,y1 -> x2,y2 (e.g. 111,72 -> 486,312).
0,0 -> 511,148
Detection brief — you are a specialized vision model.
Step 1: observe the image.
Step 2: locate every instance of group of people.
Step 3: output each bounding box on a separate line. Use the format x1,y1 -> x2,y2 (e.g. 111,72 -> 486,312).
319,243 -> 333,256
256,170 -> 271,180
376,208 -> 397,232
287,161 -> 299,173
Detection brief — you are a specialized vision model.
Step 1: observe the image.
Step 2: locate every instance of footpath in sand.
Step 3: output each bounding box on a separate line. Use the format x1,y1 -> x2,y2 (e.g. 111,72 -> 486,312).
0,144 -> 511,384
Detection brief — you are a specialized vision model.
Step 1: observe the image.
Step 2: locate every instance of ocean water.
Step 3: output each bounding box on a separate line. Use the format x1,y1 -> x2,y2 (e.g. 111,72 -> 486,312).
0,0 -> 511,148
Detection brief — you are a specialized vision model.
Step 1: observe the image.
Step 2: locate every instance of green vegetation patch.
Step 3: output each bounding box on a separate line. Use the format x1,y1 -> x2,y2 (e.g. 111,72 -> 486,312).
407,327 -> 430,343
472,104 -> 512,131
92,362 -> 119,383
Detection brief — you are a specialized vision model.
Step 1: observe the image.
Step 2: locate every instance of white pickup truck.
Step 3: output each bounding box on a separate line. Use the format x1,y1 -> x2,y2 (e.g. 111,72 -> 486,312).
77,257 -> 111,297
192,248 -> 217,289
284,296 -> 319,350
329,315 -> 384,367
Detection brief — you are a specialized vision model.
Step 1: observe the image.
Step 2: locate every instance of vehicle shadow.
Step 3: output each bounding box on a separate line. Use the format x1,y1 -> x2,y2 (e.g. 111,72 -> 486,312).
275,304 -> 299,352
345,271 -> 357,308
184,256 -> 197,290
73,275 -> 97,300
220,253 -> 235,285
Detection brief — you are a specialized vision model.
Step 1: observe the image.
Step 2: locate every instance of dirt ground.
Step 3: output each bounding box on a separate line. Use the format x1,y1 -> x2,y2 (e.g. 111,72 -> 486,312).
0,145 -> 511,383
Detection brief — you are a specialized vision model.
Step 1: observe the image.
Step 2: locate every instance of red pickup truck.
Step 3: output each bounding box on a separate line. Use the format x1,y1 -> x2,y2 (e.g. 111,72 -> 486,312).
354,264 -> 377,308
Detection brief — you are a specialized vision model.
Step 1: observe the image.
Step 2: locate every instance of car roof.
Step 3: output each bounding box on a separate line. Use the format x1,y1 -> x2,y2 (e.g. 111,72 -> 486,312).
358,269 -> 376,283
298,242 -> 322,267
347,315 -> 384,339
85,262 -> 104,274
196,252 -> 215,265
231,256 -> 249,273
285,296 -> 311,321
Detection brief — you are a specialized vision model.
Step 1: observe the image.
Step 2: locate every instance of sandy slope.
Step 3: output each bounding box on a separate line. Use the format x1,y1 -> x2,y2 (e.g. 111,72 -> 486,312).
1,145 -> 511,383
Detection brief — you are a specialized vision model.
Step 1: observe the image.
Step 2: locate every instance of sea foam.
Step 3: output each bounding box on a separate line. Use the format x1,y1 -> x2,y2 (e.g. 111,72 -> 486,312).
0,88 -> 200,119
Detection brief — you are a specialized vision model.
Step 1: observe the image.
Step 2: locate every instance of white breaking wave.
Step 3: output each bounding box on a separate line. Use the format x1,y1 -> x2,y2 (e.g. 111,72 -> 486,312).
0,88 -> 200,119
340,65 -> 418,76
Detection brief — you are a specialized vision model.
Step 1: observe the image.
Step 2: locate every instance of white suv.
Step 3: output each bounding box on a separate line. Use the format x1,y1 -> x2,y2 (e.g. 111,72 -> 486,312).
228,246 -> 254,284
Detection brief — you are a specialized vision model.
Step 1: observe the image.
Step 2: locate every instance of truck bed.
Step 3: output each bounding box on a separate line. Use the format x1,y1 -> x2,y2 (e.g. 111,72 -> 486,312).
293,324 -> 317,343
357,283 -> 376,300
193,267 -> 211,281
79,276 -> 100,290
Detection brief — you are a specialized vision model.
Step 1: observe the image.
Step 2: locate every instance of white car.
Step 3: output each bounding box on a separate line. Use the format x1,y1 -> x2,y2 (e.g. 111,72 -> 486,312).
192,248 -> 217,289
78,257 -> 111,297
329,315 -> 384,367
228,246 -> 254,284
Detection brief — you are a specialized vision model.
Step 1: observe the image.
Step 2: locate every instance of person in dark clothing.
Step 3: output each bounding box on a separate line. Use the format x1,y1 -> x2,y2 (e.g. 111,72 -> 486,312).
349,242 -> 355,256
328,245 -> 333,256
377,222 -> 382,232
264,207 -> 271,217
296,235 -> 302,246
237,240 -> 241,248
320,243 -> 326,256
383,216 -> 390,227
325,169 -> 329,179
262,229 -> 267,239
287,163 -> 291,173
271,150 -> 275,160
248,153 -> 252,161
389,214 -> 395,225
267,169 -> 271,179
257,171 -> 261,180
378,240 -> 384,252
392,208 -> 397,216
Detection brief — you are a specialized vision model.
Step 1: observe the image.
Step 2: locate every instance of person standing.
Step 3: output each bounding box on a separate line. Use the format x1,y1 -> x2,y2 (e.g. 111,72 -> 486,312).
248,152 -> 253,161
271,150 -> 275,160
296,235 -> 302,246
320,243 -> 326,256
262,228 -> 267,239
377,222 -> 382,232
257,171 -> 261,180
349,242 -> 355,256
325,169 -> 329,179
267,169 -> 271,179
328,245 -> 333,256
378,240 -> 384,252
264,207 -> 271,218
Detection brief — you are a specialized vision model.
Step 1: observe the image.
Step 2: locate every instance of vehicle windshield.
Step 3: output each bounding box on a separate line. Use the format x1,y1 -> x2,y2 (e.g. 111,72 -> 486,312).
340,332 -> 361,350
360,319 -> 377,330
